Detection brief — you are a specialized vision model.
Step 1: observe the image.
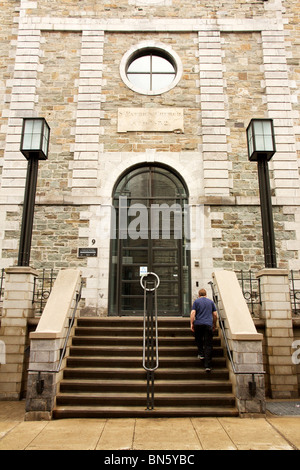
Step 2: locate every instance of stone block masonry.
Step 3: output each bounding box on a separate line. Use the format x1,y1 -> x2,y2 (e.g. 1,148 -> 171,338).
257,269 -> 298,399
72,30 -> 105,199
102,31 -> 201,154
0,267 -> 38,400
0,0 -> 298,405
36,30 -> 81,199
261,30 -> 300,203
21,0 -> 270,21
0,2 -> 298,314
25,269 -> 82,420
198,30 -> 231,197
213,270 -> 266,415
2,204 -> 90,273
222,31 -> 266,199
210,204 -> 297,273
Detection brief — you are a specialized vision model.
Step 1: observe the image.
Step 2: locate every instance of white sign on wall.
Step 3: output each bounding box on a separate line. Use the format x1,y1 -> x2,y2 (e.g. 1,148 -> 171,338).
140,266 -> 148,276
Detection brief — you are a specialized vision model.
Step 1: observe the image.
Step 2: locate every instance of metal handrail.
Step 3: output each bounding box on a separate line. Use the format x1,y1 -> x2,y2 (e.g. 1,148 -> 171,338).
0,268 -> 5,302
28,280 -> 83,394
290,270 -> 300,316
141,273 -> 160,410
208,281 -> 265,397
142,283 -> 159,373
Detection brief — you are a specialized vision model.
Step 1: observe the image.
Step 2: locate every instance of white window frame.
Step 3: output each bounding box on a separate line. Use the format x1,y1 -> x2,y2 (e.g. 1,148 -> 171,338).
120,41 -> 183,96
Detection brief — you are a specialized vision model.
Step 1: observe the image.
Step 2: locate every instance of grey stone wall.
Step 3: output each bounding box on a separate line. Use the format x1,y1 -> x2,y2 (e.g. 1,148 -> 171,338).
0,0 -> 299,313
20,0 -> 268,21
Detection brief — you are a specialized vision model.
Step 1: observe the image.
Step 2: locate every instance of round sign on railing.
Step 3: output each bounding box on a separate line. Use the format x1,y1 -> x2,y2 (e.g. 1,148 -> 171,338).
140,272 -> 160,292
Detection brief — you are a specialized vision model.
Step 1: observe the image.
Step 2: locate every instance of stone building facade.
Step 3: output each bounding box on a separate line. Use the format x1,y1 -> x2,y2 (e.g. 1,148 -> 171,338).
0,0 -> 299,318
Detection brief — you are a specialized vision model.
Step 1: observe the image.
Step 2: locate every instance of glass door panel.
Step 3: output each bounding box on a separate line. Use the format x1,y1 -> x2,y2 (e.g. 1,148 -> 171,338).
109,165 -> 191,316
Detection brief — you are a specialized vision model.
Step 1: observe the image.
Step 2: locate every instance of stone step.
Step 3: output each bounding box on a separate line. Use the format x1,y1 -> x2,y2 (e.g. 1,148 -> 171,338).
72,335 -> 221,347
56,391 -> 236,407
53,405 -> 239,419
69,345 -> 225,358
52,316 -> 237,419
63,366 -> 230,381
59,378 -> 233,394
66,355 -> 227,369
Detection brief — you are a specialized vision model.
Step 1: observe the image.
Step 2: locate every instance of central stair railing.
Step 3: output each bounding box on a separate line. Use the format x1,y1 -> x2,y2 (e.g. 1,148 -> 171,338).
140,272 -> 160,410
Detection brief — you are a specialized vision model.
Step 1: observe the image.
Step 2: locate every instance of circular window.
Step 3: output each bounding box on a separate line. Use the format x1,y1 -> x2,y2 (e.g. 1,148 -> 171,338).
120,43 -> 182,95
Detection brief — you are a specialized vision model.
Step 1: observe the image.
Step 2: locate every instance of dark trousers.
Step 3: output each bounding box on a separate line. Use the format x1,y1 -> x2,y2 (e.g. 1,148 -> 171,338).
194,324 -> 213,368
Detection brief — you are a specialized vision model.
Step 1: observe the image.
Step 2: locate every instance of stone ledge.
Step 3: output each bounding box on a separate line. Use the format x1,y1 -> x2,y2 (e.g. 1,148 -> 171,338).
5,267 -> 39,276
18,16 -> 284,33
231,333 -> 264,341
29,331 -> 62,340
257,268 -> 289,277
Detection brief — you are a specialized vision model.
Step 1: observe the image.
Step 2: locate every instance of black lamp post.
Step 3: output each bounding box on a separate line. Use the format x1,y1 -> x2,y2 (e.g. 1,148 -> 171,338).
246,118 -> 277,268
18,118 -> 50,266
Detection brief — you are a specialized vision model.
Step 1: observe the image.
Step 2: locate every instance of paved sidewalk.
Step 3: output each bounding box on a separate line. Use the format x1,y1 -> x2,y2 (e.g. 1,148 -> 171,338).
0,401 -> 300,450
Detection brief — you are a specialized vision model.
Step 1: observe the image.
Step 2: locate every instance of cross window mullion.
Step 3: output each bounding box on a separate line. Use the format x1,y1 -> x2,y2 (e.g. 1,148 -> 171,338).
126,50 -> 177,93
150,54 -> 153,91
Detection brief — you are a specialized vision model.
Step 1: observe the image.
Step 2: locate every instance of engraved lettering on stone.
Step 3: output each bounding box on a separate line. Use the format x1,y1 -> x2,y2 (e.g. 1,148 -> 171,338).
118,108 -> 184,133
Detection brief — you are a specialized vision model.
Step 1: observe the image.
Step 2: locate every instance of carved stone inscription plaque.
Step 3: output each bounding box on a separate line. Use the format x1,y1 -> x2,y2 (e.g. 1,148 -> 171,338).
118,108 -> 184,133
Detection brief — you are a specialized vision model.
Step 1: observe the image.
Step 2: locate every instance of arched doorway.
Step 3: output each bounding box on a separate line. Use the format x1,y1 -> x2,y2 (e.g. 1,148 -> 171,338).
108,164 -> 191,316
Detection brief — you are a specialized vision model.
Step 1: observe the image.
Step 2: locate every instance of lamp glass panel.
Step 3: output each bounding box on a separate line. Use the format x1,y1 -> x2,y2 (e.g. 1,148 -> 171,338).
253,120 -> 274,152
247,125 -> 253,156
33,119 -> 43,134
24,119 -> 34,135
42,124 -> 50,155
22,119 -> 43,150
263,135 -> 273,151
256,135 -> 265,151
31,132 -> 41,149
262,120 -> 272,135
253,120 -> 263,137
22,120 -> 33,149
22,134 -> 32,150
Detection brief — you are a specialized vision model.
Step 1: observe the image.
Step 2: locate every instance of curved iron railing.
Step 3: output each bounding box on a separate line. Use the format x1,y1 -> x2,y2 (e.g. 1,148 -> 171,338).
290,270 -> 300,316
235,270 -> 261,317
32,269 -> 57,314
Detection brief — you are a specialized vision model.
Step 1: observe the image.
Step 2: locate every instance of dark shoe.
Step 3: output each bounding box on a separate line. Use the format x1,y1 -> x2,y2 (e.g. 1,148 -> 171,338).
205,367 -> 212,373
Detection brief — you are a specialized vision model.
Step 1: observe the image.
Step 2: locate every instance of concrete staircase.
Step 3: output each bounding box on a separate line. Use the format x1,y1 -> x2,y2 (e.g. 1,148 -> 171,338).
52,317 -> 238,418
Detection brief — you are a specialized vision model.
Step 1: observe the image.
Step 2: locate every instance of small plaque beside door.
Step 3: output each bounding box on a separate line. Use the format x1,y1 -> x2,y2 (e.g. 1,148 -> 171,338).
78,248 -> 98,258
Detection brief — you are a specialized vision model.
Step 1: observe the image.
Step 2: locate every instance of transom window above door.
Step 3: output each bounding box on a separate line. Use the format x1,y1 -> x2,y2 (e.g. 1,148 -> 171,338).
120,42 -> 183,95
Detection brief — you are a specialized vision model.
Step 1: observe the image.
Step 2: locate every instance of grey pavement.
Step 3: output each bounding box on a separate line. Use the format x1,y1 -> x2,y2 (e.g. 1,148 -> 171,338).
0,400 -> 300,450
